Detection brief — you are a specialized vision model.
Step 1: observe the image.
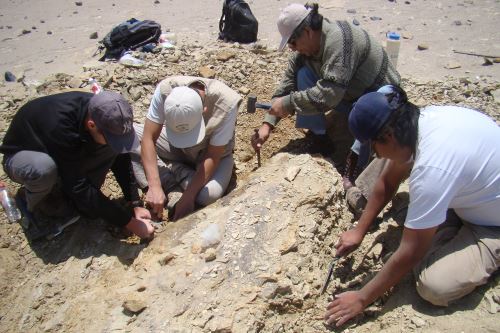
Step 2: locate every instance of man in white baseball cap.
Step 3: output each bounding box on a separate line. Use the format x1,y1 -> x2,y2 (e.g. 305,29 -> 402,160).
133,76 -> 241,221
252,2 -> 401,182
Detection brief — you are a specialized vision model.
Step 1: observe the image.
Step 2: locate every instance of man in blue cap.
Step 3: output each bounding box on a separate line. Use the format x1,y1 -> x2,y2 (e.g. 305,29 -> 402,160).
0,91 -> 154,240
324,86 -> 500,326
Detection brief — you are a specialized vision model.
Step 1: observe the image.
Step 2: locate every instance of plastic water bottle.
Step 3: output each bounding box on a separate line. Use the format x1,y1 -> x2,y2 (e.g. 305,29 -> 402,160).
159,32 -> 177,49
386,32 -> 401,68
88,78 -> 102,94
0,186 -> 22,223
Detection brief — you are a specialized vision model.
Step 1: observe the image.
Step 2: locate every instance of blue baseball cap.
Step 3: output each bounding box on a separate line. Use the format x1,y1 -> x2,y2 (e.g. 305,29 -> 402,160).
348,85 -> 404,142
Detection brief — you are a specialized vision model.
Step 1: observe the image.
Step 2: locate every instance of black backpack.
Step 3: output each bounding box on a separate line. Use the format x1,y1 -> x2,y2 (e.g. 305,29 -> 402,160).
218,0 -> 258,43
98,18 -> 162,60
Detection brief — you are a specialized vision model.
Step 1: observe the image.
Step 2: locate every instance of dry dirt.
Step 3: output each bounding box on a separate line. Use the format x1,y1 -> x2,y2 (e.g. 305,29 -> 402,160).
0,0 -> 499,332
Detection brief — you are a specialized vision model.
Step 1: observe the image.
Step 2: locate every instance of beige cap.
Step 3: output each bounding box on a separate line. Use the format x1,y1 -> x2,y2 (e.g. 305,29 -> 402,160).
164,86 -> 205,148
277,4 -> 311,51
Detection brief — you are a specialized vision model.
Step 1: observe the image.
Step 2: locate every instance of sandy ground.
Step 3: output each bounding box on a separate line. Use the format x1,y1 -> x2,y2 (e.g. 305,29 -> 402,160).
0,1 -> 499,333
0,0 -> 499,83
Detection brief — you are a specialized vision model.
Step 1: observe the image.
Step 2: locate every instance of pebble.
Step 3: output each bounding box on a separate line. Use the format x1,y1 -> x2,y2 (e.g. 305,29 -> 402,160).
352,19 -> 360,26
445,61 -> 461,69
159,253 -> 176,266
410,316 -> 426,327
204,248 -> 217,262
417,44 -> 429,50
122,299 -> 147,315
370,16 -> 382,21
89,32 -> 98,39
21,29 -> 31,34
347,9 -> 357,14
75,1 -> 83,6
482,58 -> 493,66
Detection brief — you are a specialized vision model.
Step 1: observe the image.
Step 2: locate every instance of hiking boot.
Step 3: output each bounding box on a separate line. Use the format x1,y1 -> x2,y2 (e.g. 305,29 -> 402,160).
345,186 -> 367,218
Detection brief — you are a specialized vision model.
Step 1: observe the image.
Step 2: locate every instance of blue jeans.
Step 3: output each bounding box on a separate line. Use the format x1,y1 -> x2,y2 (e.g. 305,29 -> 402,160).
296,67 -> 327,135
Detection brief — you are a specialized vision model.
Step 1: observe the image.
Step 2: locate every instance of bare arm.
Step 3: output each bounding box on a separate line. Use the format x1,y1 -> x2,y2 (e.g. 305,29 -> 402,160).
141,119 -> 165,219
173,144 -> 225,220
326,226 -> 437,326
335,159 -> 411,257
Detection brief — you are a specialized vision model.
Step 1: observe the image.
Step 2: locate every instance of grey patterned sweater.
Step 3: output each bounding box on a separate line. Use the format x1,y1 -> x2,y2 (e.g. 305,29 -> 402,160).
264,19 -> 401,126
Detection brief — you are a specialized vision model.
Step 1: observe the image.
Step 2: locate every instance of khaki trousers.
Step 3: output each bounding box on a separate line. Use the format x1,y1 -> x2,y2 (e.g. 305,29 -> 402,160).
414,210 -> 500,306
131,124 -> 234,206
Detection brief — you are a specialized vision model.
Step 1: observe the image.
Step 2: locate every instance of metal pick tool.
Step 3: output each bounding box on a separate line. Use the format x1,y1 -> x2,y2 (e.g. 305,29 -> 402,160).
254,129 -> 261,168
321,257 -> 339,295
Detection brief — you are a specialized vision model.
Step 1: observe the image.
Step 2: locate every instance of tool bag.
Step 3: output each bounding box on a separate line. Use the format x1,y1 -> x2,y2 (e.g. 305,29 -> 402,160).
98,18 -> 162,60
218,0 -> 258,43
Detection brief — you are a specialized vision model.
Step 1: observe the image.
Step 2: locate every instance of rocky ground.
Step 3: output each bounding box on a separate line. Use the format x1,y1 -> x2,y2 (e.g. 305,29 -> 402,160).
0,40 -> 499,332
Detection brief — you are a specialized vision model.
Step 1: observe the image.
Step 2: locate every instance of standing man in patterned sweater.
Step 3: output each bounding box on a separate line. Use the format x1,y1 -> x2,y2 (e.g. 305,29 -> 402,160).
251,3 -> 400,172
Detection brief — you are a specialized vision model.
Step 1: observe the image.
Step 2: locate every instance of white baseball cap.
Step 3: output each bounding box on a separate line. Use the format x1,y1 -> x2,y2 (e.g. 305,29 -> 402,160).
277,4 -> 311,51
164,86 -> 205,148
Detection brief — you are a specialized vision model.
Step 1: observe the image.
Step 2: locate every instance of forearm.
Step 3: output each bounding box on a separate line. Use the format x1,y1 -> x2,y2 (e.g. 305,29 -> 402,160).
355,178 -> 398,234
182,155 -> 220,202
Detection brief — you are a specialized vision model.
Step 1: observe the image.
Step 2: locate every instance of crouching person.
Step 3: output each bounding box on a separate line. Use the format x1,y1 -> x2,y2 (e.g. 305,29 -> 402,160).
133,76 -> 241,221
325,86 -> 500,326
0,91 -> 154,240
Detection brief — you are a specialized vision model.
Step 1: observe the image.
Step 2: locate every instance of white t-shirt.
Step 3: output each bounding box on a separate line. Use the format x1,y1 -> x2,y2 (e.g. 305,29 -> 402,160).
405,106 -> 500,229
147,85 -> 238,147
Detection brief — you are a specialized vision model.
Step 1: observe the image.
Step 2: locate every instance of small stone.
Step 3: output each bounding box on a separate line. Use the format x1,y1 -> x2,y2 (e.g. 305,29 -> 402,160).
47,31 -> 52,35
216,51 -> 235,61
122,299 -> 147,315
285,166 -> 301,182
32,26 -> 36,30
67,77 -> 81,88
89,32 -> 98,39
482,57 -> 493,66
411,316 -> 426,328
445,61 -> 461,69
40,20 -> 45,23
75,1 -> 83,6
21,29 -> 31,34
369,243 -> 383,259
453,20 -> 462,26
238,86 -> 250,95
405,1 -> 410,4
401,32 -> 413,40
204,248 -> 217,262
199,66 -> 216,79
352,19 -> 360,26
159,253 -> 176,266
417,44 -> 428,50
154,0 -> 160,3
370,16 -> 382,21
347,9 -> 356,14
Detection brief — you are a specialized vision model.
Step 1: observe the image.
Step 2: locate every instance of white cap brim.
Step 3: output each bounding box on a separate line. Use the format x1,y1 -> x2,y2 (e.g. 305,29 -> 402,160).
165,116 -> 206,149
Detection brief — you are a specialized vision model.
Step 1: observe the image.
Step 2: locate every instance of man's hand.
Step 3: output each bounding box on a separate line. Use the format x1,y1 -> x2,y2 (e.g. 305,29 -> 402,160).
133,206 -> 152,220
268,97 -> 291,118
145,185 -> 166,219
125,217 -> 154,240
172,194 -> 195,221
335,228 -> 365,257
325,291 -> 367,327
251,123 -> 272,152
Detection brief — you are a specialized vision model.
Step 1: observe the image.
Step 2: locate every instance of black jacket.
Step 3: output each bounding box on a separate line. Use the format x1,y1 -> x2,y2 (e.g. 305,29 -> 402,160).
0,91 -> 139,227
